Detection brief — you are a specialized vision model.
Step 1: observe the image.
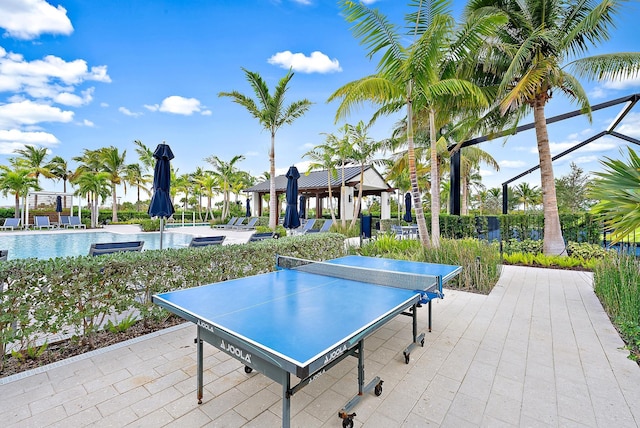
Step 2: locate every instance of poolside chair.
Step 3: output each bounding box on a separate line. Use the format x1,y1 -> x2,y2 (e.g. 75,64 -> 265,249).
0,218 -> 21,231
0,250 -> 7,261
226,217 -> 246,229
188,236 -> 226,247
248,232 -> 278,242
234,217 -> 258,230
59,215 -> 71,228
306,219 -> 333,234
68,216 -> 86,229
296,218 -> 316,234
89,241 -> 144,256
34,216 -> 55,229
213,216 -> 237,229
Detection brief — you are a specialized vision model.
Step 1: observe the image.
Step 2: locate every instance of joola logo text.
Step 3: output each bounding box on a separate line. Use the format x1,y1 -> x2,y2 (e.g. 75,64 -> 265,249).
324,344 -> 347,364
308,369 -> 326,384
197,320 -> 214,333
220,340 -> 252,364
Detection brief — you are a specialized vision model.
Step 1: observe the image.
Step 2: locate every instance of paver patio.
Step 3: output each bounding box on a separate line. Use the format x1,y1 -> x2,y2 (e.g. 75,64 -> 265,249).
1,265 -> 638,427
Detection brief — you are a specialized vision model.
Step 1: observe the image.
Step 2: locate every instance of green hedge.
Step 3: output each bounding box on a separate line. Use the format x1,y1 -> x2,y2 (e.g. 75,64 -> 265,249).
0,233 -> 345,364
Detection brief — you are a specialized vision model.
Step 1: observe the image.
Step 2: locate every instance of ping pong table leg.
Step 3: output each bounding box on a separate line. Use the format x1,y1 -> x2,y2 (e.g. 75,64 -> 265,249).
428,299 -> 432,332
282,373 -> 291,428
197,327 -> 203,404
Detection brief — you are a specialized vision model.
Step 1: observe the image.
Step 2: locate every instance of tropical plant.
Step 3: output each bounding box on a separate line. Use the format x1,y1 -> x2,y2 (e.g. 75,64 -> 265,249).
219,68 -> 312,229
204,154 -> 245,220
466,0 -> 640,255
556,162 -> 594,212
330,0 -> 504,248
98,146 -> 127,223
303,136 -> 339,224
72,171 -> 111,228
13,145 -> 53,208
124,163 -> 150,212
589,147 -> 640,243
513,182 -> 541,213
0,166 -> 41,218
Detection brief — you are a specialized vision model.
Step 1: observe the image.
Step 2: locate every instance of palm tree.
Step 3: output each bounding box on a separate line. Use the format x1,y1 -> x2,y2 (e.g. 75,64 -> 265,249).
14,145 -> 53,208
124,163 -> 150,212
589,147 -> 640,244
219,68 -> 312,230
204,155 -> 245,220
346,121 -> 383,227
99,146 -> 127,222
514,182 -> 541,213
0,166 -> 41,219
466,0 -> 640,254
330,0 -> 503,247
197,172 -> 219,221
303,138 -> 339,223
133,140 -> 155,172
72,171 -> 111,228
460,147 -> 499,214
47,155 -> 74,209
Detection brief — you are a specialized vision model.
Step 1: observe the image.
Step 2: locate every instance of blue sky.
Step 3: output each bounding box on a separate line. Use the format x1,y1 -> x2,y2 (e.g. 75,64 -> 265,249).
0,0 -> 639,207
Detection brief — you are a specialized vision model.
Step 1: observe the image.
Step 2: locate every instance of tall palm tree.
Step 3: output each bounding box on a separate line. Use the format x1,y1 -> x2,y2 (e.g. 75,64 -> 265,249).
330,0 -> 503,247
514,182 -> 541,213
99,146 -> 127,222
219,68 -> 312,229
14,145 -> 53,208
346,121 -> 383,227
589,147 -> 640,244
197,172 -> 219,221
303,138 -> 339,223
466,0 -> 640,254
0,166 -> 41,219
204,155 -> 245,220
133,140 -> 155,172
47,155 -> 74,210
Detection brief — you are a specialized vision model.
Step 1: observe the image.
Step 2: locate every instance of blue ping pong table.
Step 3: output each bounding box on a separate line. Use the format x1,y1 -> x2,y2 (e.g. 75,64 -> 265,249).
152,255 -> 461,428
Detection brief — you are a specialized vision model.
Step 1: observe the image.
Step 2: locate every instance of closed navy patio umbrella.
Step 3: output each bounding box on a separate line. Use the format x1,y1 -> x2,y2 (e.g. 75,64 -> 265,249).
298,195 -> 306,219
245,198 -> 251,217
55,195 -> 63,223
148,142 -> 175,249
403,192 -> 413,223
283,166 -> 300,230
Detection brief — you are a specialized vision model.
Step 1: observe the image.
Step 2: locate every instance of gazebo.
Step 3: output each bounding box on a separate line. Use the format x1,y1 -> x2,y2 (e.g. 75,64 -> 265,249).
24,191 -> 77,227
245,165 -> 395,220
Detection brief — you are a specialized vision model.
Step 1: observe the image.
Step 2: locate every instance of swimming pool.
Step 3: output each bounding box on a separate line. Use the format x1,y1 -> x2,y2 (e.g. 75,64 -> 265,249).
1,231 -> 194,260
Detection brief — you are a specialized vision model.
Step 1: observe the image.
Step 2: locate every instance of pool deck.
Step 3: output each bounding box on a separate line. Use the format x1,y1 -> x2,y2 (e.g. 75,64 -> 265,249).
1,265 -> 638,427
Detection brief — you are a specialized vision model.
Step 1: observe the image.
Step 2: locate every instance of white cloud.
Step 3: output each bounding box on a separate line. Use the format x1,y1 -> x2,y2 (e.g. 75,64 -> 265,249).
0,47 -> 110,105
528,137 -> 618,156
616,112 -> 640,138
245,151 -> 260,157
602,74 -> 640,90
0,100 -> 73,127
147,96 -> 208,115
119,107 -> 142,117
500,160 -> 527,168
268,51 -> 342,73
82,119 -> 94,127
0,129 -> 60,155
0,0 -> 73,40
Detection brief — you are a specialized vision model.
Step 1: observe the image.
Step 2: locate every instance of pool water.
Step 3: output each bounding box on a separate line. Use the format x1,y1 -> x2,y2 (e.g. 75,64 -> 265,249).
1,231 -> 194,260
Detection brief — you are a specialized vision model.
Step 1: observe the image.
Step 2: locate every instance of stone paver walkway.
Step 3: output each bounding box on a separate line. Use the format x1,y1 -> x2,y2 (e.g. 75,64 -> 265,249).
1,265 -> 638,427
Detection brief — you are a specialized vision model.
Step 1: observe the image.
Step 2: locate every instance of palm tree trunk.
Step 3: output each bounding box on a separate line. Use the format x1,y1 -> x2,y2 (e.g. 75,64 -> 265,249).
112,184 -> 118,223
429,109 -> 440,248
269,132 -> 277,230
350,168 -> 365,229
461,177 -> 468,215
327,172 -> 337,223
533,100 -> 565,255
407,82 -> 430,247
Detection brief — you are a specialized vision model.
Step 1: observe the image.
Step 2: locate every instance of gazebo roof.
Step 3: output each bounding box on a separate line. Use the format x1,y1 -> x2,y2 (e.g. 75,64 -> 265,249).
245,165 -> 394,195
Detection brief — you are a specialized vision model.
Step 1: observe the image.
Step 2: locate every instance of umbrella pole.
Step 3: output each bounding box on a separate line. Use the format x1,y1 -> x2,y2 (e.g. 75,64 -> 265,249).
160,217 -> 164,250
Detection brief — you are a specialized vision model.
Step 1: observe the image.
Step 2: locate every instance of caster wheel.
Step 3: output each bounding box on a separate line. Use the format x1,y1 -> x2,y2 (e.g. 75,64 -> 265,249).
374,384 -> 383,396
420,338 -> 425,347
342,418 -> 354,428
404,352 -> 410,364
244,366 -> 253,374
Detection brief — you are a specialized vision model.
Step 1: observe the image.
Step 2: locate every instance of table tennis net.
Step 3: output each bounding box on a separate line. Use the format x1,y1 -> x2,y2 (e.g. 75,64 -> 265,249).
276,255 -> 438,292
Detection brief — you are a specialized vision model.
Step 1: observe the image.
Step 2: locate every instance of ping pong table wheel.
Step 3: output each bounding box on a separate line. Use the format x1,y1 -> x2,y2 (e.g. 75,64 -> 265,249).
404,352 -> 410,364
374,380 -> 383,396
338,411 -> 356,428
420,338 -> 425,347
244,366 -> 253,374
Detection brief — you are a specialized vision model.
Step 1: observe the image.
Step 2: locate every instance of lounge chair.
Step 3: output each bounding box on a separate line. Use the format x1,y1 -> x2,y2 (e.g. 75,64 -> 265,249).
213,216 -> 237,229
89,241 -> 144,256
68,216 -> 86,229
248,232 -> 278,242
296,218 -> 316,234
0,218 -> 21,231
234,217 -> 258,230
34,216 -> 55,229
0,249 -> 7,261
227,217 -> 246,229
59,215 -> 71,228
189,236 -> 225,247
306,219 -> 333,234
